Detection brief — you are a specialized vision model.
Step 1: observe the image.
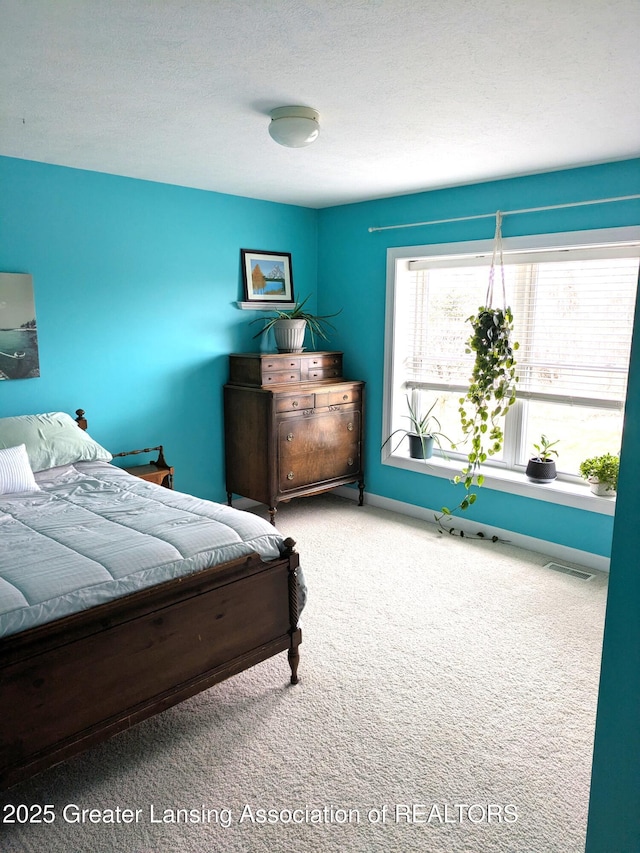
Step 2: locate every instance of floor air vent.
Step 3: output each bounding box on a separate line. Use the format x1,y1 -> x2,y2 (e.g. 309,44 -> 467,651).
543,562 -> 594,581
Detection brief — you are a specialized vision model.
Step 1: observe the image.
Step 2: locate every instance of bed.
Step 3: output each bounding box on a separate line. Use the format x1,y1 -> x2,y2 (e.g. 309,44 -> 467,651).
0,410 -> 304,790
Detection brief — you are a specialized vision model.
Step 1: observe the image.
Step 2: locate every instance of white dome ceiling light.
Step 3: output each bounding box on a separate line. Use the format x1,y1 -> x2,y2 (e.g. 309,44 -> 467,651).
268,106 -> 320,148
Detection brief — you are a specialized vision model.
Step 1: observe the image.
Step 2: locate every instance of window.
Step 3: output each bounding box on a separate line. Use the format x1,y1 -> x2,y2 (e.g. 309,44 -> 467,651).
383,227 -> 640,508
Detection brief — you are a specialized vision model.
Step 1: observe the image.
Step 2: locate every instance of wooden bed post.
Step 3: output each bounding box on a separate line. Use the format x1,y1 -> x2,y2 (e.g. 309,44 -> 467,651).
282,537 -> 301,685
75,409 -> 88,430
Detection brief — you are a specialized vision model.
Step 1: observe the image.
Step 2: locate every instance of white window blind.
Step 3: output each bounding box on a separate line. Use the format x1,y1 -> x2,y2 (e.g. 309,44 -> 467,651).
404,245 -> 640,409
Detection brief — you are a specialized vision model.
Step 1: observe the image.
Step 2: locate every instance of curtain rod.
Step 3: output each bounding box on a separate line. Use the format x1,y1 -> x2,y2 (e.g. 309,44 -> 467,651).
367,193 -> 640,233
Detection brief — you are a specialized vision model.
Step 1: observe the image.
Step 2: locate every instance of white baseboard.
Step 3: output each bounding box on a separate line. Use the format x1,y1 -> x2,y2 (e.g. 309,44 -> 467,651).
332,486 -> 610,573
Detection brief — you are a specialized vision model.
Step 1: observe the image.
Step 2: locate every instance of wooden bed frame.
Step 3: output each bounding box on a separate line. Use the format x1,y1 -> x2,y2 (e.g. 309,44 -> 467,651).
0,411 -> 302,790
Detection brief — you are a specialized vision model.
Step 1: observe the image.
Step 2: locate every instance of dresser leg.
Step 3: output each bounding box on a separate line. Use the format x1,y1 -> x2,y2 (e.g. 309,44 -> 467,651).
269,505 -> 277,526
227,491 -> 232,507
358,480 -> 365,506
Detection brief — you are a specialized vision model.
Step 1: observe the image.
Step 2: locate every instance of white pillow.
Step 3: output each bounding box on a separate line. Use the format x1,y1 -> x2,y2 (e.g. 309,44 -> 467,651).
0,444 -> 41,494
0,412 -> 112,472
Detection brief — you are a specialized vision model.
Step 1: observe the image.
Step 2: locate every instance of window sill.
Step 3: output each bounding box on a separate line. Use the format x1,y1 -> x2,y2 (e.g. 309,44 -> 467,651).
382,451 -> 616,516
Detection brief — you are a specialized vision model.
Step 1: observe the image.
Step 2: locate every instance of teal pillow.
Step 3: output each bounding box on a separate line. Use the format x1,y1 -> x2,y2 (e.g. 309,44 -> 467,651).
0,412 -> 112,472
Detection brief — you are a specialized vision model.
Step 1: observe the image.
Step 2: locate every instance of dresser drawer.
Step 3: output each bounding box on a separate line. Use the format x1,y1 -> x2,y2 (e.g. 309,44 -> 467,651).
277,410 -> 361,492
306,367 -> 342,382
228,354 -> 302,386
275,393 -> 316,413
314,386 -> 362,408
300,353 -> 343,380
261,357 -> 300,370
263,369 -> 301,385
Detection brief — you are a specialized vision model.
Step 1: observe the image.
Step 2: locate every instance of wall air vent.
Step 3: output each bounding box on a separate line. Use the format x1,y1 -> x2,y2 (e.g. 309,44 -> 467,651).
543,562 -> 594,581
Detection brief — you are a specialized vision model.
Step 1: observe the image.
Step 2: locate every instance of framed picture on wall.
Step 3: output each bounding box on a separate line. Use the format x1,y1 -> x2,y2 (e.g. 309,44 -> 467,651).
0,273 -> 40,380
241,249 -> 294,304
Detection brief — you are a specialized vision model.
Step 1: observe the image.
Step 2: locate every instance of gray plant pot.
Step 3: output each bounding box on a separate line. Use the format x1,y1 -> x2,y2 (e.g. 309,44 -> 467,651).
525,457 -> 557,483
409,433 -> 434,459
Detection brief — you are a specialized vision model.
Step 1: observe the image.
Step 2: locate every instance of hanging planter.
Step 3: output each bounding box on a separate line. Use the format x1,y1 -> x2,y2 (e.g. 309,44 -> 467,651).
440,212 -> 519,521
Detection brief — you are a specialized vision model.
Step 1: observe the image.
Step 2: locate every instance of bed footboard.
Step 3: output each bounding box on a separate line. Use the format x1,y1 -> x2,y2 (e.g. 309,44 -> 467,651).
0,546 -> 301,790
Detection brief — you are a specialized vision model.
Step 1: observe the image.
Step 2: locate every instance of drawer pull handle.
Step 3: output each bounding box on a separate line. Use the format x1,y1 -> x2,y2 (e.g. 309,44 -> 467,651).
348,457 -> 354,466
292,400 -> 299,408
286,433 -> 294,442
343,394 -> 349,401
347,422 -> 354,431
287,471 -> 294,480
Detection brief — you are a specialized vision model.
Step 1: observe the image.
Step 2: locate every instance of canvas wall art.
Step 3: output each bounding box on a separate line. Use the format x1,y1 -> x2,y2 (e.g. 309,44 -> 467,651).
0,273 -> 40,380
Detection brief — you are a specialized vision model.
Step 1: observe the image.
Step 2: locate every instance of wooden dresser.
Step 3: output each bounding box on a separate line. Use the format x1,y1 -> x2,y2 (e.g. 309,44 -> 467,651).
224,351 -> 365,524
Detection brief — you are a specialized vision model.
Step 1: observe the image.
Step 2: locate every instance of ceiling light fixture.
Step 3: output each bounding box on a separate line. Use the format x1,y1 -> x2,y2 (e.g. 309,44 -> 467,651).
268,106 -> 320,148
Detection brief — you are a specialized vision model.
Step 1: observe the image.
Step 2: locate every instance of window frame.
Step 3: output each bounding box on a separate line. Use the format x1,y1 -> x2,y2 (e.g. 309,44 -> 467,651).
382,226 -> 640,518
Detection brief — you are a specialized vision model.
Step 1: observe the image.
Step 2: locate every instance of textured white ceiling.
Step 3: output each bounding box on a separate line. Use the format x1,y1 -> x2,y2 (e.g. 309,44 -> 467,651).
1,0 -> 639,208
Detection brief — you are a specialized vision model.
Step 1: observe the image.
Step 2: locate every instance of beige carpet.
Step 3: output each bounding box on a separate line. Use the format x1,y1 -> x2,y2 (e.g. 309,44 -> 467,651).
0,493 -> 608,853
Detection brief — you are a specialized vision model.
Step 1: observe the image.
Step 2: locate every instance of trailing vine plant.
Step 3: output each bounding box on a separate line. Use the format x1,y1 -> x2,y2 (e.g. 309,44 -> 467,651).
437,212 -> 519,530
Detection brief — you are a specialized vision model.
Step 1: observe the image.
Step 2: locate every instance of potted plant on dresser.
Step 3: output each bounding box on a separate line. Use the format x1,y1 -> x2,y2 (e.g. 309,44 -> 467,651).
579,452 -> 619,496
525,434 -> 560,483
382,391 -> 453,460
251,295 -> 341,353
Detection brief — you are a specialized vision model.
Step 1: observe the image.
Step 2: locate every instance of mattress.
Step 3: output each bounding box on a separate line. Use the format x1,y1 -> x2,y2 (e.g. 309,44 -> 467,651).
0,461 -> 304,638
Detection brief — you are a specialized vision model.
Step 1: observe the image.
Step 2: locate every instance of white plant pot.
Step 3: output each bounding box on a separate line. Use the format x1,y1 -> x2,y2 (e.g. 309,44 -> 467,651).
273,319 -> 306,353
588,477 -> 616,497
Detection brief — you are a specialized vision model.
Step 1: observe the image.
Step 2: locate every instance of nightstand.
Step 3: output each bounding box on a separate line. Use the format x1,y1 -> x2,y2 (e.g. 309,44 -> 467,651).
112,446 -> 174,489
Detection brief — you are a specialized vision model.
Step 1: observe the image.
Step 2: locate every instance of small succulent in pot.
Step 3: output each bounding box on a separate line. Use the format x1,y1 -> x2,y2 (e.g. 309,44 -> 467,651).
525,434 -> 559,483
579,452 -> 619,496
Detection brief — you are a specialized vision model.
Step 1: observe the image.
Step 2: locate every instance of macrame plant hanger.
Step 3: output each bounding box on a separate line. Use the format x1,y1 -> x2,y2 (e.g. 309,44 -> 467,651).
486,210 -> 506,309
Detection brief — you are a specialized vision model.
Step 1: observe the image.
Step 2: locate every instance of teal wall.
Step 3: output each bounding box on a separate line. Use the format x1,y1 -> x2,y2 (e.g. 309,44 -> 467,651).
0,156 -> 318,499
586,257 -> 640,852
317,159 -> 640,558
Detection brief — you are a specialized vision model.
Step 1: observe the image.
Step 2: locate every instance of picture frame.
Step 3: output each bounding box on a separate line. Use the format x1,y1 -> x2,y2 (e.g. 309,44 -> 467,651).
241,249 -> 294,304
0,273 -> 40,381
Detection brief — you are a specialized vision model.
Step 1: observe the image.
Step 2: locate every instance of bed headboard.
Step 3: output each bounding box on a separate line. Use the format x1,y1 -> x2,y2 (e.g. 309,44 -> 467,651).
75,409 -> 88,431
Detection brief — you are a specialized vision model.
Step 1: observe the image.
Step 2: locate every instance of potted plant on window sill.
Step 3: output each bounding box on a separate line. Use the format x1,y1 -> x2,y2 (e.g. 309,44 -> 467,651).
382,391 -> 453,460
525,434 -> 559,483
251,295 -> 341,353
579,452 -> 619,496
